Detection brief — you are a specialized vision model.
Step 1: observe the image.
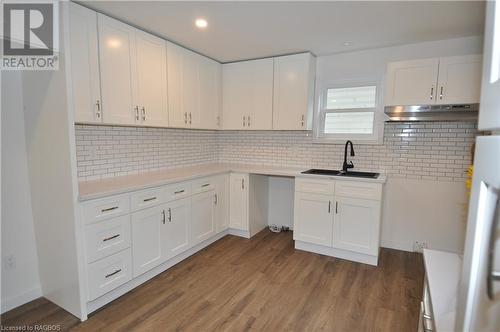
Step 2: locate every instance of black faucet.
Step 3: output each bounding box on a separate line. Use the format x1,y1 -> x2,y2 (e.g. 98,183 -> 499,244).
342,140 -> 355,172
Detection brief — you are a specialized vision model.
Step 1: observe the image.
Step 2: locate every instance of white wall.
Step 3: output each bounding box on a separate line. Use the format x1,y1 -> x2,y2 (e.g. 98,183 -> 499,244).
1,71 -> 41,313
267,177 -> 295,229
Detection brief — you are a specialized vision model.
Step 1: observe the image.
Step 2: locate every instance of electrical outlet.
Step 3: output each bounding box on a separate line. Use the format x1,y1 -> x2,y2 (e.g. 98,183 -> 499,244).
4,254 -> 16,269
413,241 -> 427,253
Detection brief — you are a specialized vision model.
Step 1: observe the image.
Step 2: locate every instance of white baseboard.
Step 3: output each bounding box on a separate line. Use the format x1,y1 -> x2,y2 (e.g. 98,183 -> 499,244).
228,228 -> 250,238
295,241 -> 378,266
380,239 -> 413,252
1,286 -> 42,314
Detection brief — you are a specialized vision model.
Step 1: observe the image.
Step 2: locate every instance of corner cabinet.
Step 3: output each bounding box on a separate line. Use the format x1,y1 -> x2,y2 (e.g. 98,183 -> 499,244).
222,59 -> 274,130
272,53 -> 316,130
385,55 -> 482,106
293,177 -> 384,266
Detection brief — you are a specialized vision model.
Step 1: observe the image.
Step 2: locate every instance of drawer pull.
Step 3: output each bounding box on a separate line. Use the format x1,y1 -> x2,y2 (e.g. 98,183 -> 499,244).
201,183 -> 210,188
168,208 -> 172,222
105,269 -> 121,278
143,197 -> 157,202
101,206 -> 118,213
174,190 -> 185,194
103,234 -> 120,242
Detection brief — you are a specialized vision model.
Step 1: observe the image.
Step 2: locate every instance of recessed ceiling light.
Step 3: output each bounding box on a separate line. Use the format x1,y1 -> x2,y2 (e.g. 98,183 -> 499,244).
195,18 -> 208,29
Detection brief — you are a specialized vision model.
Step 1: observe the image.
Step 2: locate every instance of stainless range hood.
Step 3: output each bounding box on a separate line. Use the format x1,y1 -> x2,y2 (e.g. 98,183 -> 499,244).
384,104 -> 479,122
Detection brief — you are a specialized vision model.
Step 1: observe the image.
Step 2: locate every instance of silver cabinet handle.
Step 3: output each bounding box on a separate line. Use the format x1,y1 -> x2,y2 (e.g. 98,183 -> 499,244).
201,183 -> 210,188
247,115 -> 251,127
174,189 -> 185,194
184,112 -> 188,124
439,86 -> 444,100
243,116 -> 246,127
105,269 -> 121,278
95,100 -> 101,119
143,197 -> 156,202
217,115 -> 220,127
336,201 -> 338,214
214,193 -> 218,205
168,208 -> 172,222
135,106 -> 139,120
141,107 -> 146,121
103,234 -> 120,242
328,201 -> 331,213
189,112 -> 192,125
301,114 -> 304,127
161,209 -> 166,224
101,206 -> 118,213
487,185 -> 500,300
430,87 -> 434,100
242,178 -> 245,190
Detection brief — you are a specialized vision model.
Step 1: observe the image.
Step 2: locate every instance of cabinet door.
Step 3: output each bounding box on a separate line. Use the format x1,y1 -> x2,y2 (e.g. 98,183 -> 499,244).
437,55 -> 482,105
98,14 -> 137,125
191,190 -> 216,245
199,57 -> 222,129
222,59 -> 273,130
385,58 -> 439,106
184,50 -> 201,128
479,0 -> 500,131
69,3 -> 101,124
273,53 -> 315,130
131,205 -> 164,277
163,198 -> 191,259
135,30 -> 168,127
332,197 -> 380,255
215,175 -> 229,232
293,192 -> 333,247
166,42 -> 187,128
229,173 -> 249,231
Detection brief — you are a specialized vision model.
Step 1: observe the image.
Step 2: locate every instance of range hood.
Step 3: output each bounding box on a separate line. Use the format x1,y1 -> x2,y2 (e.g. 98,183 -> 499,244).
384,104 -> 479,122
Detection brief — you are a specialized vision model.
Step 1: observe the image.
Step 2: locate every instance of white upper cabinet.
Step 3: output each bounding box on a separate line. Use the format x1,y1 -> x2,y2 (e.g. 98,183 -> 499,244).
69,3 -> 101,124
166,42 -> 186,127
135,30 -> 168,127
385,58 -> 439,106
97,14 -> 137,125
385,55 -> 482,106
479,0 -> 500,131
222,58 -> 274,130
436,55 -> 482,104
199,56 -> 222,129
273,53 -> 316,130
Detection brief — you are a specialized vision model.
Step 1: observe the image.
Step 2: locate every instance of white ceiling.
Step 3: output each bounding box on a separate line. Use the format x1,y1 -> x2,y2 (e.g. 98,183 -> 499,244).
80,1 -> 486,63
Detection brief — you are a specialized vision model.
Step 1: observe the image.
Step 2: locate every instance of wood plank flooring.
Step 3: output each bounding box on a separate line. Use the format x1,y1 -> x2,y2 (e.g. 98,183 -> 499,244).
1,229 -> 424,331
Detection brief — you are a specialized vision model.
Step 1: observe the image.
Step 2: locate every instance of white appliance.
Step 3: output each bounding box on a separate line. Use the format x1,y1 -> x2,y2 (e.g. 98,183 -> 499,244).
455,1 -> 500,331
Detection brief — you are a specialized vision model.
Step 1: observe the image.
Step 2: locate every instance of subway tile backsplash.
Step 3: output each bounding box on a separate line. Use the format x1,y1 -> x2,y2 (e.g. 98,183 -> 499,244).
75,121 -> 477,182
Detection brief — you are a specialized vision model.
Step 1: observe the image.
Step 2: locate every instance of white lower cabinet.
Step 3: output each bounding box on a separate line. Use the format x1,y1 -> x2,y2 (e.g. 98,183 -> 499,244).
191,190 -> 216,245
229,173 -> 249,231
131,205 -> 165,277
215,175 -> 229,232
294,177 -> 383,265
163,198 -> 191,259
293,192 -> 333,247
332,196 -> 380,256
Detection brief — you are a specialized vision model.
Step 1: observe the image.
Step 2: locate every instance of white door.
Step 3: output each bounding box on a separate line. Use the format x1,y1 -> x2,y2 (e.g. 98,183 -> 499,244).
332,197 -> 380,255
199,57 -> 222,129
479,0 -> 500,131
229,173 -> 249,231
163,198 -> 191,260
215,175 -> 229,232
273,53 -> 315,130
135,30 -> 168,127
293,192 -> 333,247
69,3 -> 101,124
385,58 -> 439,106
191,190 -> 216,245
183,50 -> 201,128
222,59 -> 273,130
98,14 -> 137,125
436,55 -> 482,105
131,205 -> 164,277
166,42 -> 187,128
456,136 -> 500,332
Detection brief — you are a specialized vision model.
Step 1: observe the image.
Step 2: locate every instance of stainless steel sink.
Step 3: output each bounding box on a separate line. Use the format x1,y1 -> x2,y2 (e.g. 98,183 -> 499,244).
301,169 -> 379,179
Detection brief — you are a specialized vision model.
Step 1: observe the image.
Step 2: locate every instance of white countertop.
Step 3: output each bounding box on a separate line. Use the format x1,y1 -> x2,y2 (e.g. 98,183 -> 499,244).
78,163 -> 387,201
423,249 -> 463,332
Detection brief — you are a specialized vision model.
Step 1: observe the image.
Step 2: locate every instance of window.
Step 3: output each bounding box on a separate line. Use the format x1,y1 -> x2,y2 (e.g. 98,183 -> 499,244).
315,82 -> 383,144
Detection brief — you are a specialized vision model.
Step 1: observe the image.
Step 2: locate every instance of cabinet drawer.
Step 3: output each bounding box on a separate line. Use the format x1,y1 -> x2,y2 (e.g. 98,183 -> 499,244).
192,177 -> 216,194
82,194 -> 130,224
335,181 -> 382,201
85,215 -> 131,263
87,248 -> 132,301
130,187 -> 165,212
295,177 -> 335,195
165,181 -> 192,201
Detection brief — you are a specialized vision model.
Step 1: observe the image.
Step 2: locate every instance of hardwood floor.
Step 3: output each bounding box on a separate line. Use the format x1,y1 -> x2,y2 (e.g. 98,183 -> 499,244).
1,230 -> 424,331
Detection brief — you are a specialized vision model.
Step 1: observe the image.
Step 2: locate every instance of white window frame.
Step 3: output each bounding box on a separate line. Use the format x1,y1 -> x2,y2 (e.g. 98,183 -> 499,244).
313,78 -> 385,144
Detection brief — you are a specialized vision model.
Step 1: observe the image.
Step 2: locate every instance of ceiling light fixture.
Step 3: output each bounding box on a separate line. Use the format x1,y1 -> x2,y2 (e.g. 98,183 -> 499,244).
195,18 -> 208,29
